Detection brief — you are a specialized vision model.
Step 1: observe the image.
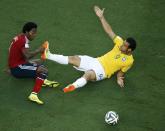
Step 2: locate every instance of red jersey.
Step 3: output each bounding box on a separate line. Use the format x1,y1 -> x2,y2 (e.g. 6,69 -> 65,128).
8,34 -> 30,68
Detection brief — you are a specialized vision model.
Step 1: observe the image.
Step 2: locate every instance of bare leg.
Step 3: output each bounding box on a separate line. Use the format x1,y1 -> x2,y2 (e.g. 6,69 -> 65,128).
74,70 -> 96,88
68,56 -> 81,67
73,70 -> 96,88
63,70 -> 96,93
82,70 -> 96,81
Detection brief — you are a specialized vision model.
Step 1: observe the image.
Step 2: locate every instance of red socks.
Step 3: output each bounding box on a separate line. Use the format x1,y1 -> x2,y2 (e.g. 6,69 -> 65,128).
32,77 -> 44,93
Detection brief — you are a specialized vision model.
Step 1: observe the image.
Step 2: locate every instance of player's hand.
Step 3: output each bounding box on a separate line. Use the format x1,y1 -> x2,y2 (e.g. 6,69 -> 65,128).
117,77 -> 124,88
94,5 -> 105,19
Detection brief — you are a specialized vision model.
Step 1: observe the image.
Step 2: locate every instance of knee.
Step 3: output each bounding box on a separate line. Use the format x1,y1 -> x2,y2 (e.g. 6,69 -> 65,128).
37,65 -> 48,79
37,65 -> 48,74
84,70 -> 96,81
68,56 -> 80,66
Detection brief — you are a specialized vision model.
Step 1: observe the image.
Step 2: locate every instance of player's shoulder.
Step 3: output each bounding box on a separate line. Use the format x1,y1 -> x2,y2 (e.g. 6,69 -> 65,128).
113,35 -> 123,40
127,55 -> 134,64
113,35 -> 124,47
113,35 -> 123,42
15,34 -> 28,45
17,34 -> 26,41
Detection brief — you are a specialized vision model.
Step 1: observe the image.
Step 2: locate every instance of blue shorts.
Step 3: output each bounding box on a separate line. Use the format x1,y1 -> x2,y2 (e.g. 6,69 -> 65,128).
10,63 -> 44,79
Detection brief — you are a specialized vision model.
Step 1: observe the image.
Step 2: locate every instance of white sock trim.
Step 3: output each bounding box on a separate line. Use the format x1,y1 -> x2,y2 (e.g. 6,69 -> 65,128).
73,77 -> 87,88
31,92 -> 37,95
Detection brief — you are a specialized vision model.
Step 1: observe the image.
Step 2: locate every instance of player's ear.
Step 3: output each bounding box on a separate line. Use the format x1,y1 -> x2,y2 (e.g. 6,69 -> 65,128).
25,31 -> 30,36
29,31 -> 33,35
128,48 -> 132,53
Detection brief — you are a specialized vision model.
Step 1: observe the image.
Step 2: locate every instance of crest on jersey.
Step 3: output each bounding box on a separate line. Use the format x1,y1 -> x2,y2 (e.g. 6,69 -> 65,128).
115,54 -> 120,59
122,57 -> 126,61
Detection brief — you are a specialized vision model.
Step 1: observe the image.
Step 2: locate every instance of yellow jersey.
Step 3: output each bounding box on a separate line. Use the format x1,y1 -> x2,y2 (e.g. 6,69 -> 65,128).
97,36 -> 134,78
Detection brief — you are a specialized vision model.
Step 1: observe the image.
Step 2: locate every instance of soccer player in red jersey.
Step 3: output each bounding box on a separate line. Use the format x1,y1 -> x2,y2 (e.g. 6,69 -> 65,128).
8,22 -> 59,104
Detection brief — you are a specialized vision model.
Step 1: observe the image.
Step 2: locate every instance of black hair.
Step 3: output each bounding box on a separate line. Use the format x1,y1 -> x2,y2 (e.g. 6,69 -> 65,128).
126,37 -> 136,51
22,22 -> 37,33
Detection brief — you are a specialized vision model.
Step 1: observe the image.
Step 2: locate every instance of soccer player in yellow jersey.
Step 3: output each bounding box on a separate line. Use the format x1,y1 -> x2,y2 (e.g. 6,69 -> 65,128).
41,5 -> 136,93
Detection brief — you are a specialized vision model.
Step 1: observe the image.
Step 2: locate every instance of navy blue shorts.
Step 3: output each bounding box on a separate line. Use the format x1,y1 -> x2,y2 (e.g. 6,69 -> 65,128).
10,63 -> 46,79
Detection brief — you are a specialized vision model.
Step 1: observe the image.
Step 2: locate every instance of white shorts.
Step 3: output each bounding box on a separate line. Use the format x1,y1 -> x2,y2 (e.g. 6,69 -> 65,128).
73,55 -> 106,81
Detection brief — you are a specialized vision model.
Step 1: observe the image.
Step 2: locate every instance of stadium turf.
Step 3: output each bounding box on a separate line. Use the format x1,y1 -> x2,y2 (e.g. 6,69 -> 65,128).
0,0 -> 165,130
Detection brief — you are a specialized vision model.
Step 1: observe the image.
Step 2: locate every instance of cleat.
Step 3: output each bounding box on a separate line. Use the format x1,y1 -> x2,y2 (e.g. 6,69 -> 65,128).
63,85 -> 76,93
28,92 -> 44,105
41,41 -> 49,60
43,79 -> 59,88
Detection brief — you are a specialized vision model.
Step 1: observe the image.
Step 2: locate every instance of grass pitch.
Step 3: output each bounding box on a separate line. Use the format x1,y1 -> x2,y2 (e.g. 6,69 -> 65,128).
0,0 -> 165,131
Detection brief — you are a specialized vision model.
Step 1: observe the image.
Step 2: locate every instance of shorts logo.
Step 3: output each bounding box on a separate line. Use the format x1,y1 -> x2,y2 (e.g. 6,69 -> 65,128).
115,54 -> 120,59
98,74 -> 104,80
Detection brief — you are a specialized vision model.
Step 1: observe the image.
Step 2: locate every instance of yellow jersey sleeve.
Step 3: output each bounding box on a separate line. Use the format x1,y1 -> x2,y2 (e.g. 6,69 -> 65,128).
121,64 -> 133,73
113,36 -> 123,46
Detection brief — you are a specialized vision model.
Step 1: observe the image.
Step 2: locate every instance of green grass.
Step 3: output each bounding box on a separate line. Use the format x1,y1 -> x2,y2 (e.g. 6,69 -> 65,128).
0,0 -> 165,131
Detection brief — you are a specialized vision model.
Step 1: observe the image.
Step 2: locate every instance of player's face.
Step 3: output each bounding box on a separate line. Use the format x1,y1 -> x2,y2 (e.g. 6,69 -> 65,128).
120,41 -> 130,54
28,28 -> 37,41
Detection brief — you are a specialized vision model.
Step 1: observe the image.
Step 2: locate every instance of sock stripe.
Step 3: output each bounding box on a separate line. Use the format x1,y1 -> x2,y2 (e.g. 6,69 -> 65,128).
32,92 -> 37,95
36,77 -> 44,81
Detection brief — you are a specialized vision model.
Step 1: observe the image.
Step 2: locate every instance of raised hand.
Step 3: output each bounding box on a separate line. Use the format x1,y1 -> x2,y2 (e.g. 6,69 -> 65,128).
94,5 -> 105,19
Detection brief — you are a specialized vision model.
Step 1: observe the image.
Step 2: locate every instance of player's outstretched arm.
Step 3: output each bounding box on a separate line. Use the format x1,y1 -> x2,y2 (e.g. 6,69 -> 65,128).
22,46 -> 44,60
94,5 -> 116,40
117,70 -> 125,88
